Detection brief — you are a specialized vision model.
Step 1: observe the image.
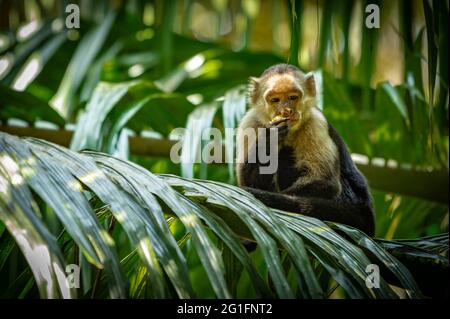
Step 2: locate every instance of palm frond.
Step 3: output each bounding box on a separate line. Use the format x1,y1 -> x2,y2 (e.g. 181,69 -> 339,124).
1,132 -> 446,299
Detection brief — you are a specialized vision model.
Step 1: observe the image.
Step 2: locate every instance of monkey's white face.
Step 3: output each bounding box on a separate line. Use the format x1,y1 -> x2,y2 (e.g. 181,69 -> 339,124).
249,69 -> 316,128
263,74 -> 304,122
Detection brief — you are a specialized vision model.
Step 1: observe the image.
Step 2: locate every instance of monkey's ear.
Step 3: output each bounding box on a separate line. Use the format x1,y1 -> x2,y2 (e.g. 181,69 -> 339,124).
304,73 -> 316,97
248,76 -> 260,105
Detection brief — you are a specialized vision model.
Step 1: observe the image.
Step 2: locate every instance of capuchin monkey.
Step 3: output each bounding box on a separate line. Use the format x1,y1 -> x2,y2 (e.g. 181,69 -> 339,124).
236,64 -> 375,239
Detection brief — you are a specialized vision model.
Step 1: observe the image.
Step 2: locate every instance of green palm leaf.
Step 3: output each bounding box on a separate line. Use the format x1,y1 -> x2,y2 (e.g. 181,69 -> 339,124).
1,132 -> 441,299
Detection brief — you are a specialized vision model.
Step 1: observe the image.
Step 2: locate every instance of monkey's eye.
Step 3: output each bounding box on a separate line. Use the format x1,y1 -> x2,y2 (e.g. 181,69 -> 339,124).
289,95 -> 298,101
270,97 -> 280,103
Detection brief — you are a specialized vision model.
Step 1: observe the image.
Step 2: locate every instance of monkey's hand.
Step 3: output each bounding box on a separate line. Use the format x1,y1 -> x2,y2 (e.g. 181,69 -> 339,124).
267,118 -> 289,141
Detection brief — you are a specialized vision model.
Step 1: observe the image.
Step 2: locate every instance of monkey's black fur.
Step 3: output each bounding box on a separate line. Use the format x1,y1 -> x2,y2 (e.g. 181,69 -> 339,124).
240,122 -> 375,237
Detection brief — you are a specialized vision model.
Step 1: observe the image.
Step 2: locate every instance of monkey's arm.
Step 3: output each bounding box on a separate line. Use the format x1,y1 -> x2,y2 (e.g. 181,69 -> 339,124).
237,127 -> 276,191
242,186 -> 375,236
237,117 -> 288,191
281,178 -> 341,199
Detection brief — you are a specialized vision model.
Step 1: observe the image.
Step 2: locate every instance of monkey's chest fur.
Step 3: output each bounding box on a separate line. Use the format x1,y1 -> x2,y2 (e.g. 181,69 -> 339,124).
276,147 -> 309,191
273,113 -> 341,193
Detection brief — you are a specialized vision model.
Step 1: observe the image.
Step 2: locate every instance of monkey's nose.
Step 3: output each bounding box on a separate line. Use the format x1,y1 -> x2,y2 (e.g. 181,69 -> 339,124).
281,107 -> 294,117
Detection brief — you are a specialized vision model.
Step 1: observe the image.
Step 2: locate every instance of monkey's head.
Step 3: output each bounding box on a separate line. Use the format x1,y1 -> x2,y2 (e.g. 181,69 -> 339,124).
248,64 -> 316,128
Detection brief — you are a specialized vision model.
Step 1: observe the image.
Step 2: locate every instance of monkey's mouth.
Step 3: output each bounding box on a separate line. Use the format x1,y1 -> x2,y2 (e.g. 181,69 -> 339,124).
270,110 -> 301,126
269,115 -> 290,126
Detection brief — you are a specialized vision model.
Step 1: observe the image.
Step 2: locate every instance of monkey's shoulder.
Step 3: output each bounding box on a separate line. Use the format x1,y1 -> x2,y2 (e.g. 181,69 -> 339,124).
237,107 -> 268,130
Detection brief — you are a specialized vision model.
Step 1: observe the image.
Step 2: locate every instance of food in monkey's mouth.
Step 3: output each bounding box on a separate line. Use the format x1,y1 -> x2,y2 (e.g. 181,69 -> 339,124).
269,108 -> 297,125
269,114 -> 290,126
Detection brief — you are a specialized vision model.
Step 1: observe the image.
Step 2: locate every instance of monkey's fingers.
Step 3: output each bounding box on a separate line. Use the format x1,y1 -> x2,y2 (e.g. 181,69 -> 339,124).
276,121 -> 289,138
